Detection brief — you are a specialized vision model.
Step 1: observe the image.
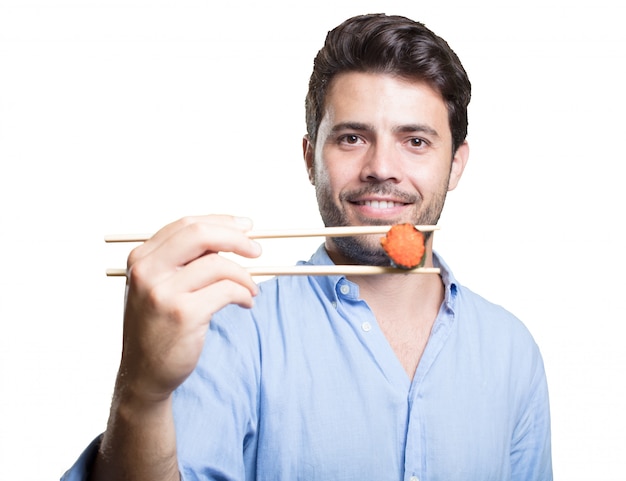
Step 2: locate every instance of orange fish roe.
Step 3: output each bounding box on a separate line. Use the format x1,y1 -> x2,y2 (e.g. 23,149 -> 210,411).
380,223 -> 426,269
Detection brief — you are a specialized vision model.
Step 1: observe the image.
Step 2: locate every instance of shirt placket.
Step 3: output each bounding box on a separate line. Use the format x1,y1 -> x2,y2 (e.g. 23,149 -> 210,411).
403,301 -> 455,481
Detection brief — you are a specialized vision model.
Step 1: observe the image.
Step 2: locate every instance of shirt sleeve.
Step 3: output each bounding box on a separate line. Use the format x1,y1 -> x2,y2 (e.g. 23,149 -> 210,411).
510,350 -> 553,480
60,434 -> 191,481
173,305 -> 261,481
60,305 -> 260,481
59,435 -> 102,481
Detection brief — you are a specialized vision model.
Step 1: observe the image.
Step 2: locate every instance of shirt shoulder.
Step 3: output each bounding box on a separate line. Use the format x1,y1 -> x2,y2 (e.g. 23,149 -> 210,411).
455,283 -> 538,349
435,252 -> 537,345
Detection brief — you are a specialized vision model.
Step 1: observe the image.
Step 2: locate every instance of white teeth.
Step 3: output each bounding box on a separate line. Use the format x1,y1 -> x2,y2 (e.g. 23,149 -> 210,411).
361,200 -> 402,209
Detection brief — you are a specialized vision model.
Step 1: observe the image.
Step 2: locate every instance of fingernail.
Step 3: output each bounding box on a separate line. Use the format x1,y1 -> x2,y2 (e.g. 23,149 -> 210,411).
250,240 -> 262,256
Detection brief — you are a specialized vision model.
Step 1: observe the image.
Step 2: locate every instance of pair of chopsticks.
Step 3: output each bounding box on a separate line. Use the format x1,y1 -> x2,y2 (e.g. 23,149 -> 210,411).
105,225 -> 440,277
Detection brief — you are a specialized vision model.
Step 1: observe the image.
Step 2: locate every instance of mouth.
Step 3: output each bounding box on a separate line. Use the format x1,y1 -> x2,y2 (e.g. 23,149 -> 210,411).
348,197 -> 413,222
355,199 -> 408,209
338,186 -> 418,223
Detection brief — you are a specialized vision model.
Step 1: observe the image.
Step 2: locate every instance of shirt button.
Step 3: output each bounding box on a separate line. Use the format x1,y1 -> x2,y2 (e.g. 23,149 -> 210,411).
409,477 -> 419,481
339,284 -> 350,295
331,301 -> 337,309
361,321 -> 372,332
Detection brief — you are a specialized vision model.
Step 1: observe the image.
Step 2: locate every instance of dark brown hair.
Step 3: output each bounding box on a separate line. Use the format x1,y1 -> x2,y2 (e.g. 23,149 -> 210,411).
305,13 -> 471,152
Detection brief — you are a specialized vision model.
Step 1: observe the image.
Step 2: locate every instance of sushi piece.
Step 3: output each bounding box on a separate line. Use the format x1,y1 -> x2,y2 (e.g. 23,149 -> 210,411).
380,223 -> 426,269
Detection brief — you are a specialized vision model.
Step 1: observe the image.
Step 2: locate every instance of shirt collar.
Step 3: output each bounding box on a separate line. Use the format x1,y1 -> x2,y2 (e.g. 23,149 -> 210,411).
300,244 -> 459,312
298,244 -> 344,299
432,252 -> 459,314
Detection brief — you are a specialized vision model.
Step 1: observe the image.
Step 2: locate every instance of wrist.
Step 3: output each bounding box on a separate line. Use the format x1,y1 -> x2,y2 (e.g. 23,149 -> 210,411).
112,376 -> 174,420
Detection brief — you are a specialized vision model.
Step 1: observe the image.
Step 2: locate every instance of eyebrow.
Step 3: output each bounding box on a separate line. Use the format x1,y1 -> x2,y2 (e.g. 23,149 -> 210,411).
330,121 -> 440,138
394,123 -> 440,138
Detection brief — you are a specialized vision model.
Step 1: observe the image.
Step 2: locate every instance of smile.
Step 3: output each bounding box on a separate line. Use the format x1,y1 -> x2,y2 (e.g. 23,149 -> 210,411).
356,200 -> 406,209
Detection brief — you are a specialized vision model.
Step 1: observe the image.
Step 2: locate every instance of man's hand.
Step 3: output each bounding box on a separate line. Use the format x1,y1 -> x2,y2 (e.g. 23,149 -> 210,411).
91,215 -> 261,481
118,214 -> 261,402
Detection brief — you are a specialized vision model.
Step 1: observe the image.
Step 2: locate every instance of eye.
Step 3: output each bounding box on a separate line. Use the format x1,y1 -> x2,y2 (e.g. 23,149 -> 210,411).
339,134 -> 361,145
409,138 -> 427,148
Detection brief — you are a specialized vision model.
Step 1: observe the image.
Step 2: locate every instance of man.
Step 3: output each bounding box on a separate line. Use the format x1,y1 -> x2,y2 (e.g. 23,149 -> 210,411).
62,13 -> 552,481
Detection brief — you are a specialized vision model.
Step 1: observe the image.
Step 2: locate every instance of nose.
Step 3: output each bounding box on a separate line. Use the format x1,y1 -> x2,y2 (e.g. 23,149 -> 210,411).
359,139 -> 402,183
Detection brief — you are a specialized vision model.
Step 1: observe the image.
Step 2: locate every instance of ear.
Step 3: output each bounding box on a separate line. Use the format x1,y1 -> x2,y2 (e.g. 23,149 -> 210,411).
447,141 -> 469,191
302,135 -> 316,185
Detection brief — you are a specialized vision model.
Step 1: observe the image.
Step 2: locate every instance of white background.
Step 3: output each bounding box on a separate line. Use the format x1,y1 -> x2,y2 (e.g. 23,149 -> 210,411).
1,0 -> 624,479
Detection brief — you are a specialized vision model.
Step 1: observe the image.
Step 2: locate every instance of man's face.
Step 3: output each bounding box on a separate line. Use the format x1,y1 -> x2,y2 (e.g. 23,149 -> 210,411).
303,72 -> 468,266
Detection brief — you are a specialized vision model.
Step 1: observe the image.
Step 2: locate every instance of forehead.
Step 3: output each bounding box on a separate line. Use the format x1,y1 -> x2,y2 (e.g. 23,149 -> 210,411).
322,72 -> 450,136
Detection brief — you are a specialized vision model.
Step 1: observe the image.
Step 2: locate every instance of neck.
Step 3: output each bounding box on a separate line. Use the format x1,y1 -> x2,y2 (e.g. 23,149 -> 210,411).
350,253 -> 443,321
328,237 -> 444,380
324,232 -> 443,310
334,231 -> 443,323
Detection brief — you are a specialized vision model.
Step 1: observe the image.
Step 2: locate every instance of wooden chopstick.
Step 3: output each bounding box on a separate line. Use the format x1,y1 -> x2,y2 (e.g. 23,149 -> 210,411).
106,265 -> 440,277
104,225 -> 438,243
105,224 -> 439,278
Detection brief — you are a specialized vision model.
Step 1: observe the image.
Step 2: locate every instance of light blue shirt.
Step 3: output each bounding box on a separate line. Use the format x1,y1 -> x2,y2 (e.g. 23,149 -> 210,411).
62,246 -> 552,481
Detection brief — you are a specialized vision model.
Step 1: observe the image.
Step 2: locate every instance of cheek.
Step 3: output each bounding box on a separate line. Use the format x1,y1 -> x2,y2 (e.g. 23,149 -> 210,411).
314,158 -> 346,194
409,167 -> 451,199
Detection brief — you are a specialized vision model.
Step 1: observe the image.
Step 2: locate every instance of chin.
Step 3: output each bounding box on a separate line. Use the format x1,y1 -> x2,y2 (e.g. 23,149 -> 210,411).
331,235 -> 390,266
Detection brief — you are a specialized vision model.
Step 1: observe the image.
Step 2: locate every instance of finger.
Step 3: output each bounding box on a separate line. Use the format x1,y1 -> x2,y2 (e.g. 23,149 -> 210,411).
128,215 -> 256,266
168,252 -> 258,296
128,219 -> 261,282
187,278 -> 259,316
